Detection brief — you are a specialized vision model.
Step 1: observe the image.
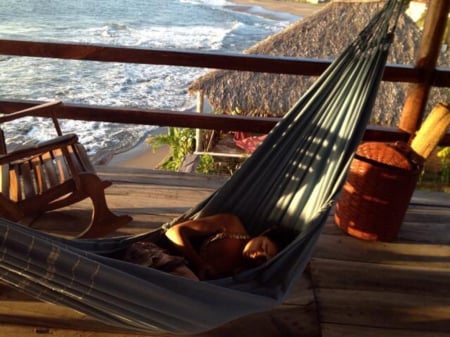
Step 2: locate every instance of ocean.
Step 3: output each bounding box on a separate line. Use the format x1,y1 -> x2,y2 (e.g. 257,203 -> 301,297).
0,0 -> 299,156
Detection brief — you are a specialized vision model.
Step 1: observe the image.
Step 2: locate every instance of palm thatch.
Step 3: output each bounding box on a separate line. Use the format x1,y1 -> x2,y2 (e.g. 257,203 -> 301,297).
189,0 -> 449,127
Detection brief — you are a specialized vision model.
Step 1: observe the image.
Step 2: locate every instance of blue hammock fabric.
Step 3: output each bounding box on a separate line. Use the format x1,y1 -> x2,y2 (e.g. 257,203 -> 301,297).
0,0 -> 406,334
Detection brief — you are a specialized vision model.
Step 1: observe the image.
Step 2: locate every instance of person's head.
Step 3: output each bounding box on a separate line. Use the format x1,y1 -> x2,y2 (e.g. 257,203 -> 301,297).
242,225 -> 297,266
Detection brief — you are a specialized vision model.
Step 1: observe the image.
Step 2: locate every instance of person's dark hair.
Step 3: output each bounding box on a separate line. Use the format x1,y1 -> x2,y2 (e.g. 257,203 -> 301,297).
261,225 -> 297,251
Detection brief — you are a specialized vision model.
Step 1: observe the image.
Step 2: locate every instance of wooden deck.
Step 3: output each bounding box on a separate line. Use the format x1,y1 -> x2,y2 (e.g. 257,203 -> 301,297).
0,165 -> 449,337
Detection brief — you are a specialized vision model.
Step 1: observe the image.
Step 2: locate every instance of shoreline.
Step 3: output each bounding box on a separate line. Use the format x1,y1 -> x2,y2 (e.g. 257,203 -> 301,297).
108,127 -> 171,169
108,0 -> 323,170
228,0 -> 323,19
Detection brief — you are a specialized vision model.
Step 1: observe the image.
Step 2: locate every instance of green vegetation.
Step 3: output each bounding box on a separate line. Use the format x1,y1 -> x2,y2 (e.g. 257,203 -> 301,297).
147,127 -> 195,171
146,127 -> 239,175
146,127 -> 206,173
417,146 -> 450,193
437,146 -> 450,185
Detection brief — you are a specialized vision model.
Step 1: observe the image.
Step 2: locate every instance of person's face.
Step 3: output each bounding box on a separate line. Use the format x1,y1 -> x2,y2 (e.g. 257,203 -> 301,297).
242,236 -> 278,265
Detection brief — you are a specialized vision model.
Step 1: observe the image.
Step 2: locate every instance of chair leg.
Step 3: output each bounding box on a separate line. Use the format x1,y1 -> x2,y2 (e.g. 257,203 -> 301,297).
0,194 -> 24,221
75,173 -> 132,239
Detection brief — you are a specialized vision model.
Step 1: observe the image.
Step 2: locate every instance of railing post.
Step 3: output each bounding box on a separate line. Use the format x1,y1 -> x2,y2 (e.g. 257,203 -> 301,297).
195,90 -> 204,153
398,0 -> 450,138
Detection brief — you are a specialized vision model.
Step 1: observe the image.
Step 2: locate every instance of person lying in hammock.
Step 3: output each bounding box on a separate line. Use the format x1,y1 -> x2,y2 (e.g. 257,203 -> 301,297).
123,213 -> 296,281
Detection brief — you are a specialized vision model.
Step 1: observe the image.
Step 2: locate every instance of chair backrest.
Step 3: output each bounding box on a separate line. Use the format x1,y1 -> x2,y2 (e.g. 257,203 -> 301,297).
0,101 -> 95,205
0,134 -> 96,199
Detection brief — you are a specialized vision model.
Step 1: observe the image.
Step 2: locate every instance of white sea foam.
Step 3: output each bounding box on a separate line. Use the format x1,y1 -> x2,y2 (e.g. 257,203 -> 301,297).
179,0 -> 230,6
244,5 -> 300,22
0,0 -> 294,157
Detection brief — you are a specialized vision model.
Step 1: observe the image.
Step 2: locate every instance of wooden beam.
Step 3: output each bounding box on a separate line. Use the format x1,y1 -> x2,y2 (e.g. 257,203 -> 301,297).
0,39 -> 438,84
434,67 -> 450,87
1,99 -> 450,145
0,39 -> 331,76
398,0 -> 450,135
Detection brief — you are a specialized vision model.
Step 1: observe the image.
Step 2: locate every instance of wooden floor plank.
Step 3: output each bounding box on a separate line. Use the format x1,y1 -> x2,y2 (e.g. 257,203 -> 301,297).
314,233 -> 450,269
98,166 -> 226,189
322,323 -> 450,337
316,288 -> 450,332
309,258 -> 450,296
410,190 -> 450,207
1,167 -> 449,336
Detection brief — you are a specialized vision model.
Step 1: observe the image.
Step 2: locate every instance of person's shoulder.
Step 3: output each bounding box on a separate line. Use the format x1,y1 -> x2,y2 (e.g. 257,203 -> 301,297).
200,213 -> 246,233
219,213 -> 246,232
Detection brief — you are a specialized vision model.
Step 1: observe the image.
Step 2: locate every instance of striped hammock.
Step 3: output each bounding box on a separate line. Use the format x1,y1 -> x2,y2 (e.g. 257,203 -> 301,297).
0,0 -> 406,334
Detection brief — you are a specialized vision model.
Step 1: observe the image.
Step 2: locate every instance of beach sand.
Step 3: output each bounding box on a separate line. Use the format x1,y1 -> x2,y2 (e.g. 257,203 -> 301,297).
229,0 -> 323,18
109,0 -> 323,170
108,127 -> 171,169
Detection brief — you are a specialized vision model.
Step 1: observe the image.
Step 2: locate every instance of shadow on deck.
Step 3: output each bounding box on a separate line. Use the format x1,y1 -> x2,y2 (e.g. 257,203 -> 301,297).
0,165 -> 449,337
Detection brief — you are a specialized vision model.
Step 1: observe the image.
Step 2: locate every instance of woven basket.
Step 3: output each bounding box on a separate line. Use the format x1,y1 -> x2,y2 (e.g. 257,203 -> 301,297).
334,141 -> 423,241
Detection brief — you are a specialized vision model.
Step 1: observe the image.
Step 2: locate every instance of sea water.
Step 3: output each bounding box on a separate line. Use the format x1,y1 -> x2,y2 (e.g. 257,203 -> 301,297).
0,0 -> 299,156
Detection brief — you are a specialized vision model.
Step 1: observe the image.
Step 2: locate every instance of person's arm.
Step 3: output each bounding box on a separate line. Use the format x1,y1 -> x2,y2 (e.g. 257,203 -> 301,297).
165,219 -> 218,274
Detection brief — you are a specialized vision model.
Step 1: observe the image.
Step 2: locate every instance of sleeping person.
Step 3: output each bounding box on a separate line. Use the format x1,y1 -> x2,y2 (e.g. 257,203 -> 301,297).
123,213 -> 296,280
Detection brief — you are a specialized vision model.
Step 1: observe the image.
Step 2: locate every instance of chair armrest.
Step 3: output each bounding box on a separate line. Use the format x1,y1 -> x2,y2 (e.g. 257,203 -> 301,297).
0,134 -> 78,165
0,101 -> 62,124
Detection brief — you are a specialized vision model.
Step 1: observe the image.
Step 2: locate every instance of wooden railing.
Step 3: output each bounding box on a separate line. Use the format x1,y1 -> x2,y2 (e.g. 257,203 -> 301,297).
2,39 -> 450,85
0,39 -> 449,145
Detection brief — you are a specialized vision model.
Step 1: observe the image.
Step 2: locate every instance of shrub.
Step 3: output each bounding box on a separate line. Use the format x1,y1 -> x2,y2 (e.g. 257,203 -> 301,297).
146,127 -> 216,173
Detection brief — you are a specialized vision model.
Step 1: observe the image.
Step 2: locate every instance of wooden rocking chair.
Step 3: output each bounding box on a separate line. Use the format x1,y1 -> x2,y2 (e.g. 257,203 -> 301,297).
0,101 -> 132,238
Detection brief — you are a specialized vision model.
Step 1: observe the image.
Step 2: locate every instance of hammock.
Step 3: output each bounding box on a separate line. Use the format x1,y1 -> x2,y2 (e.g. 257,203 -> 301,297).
0,0 -> 406,334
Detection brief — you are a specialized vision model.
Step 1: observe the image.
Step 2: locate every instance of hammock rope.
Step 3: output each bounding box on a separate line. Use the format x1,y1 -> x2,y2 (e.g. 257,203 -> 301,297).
0,0 -> 406,334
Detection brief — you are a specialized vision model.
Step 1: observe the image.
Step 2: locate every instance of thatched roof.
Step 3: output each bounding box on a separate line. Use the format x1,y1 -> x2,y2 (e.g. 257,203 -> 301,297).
189,0 -> 449,127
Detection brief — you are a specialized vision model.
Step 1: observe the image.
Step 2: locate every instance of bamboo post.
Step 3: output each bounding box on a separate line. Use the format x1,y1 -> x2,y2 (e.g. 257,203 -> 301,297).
410,103 -> 450,159
398,0 -> 450,137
